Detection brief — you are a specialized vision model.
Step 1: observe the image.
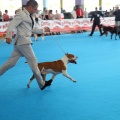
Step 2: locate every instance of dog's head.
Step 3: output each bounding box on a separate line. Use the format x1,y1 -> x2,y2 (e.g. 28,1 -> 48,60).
100,24 -> 104,28
65,53 -> 78,64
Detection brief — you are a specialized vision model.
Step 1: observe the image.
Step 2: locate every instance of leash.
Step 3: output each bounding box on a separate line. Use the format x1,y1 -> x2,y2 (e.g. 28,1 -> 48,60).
21,24 -> 67,55
51,34 -> 67,55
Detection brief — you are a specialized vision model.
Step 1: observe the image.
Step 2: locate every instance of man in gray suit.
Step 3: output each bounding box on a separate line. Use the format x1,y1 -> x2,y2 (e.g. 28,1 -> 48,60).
0,0 -> 52,90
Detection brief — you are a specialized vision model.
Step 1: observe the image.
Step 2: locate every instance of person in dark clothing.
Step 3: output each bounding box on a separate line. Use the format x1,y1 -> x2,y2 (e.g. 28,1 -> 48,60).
113,6 -> 120,34
89,7 -> 104,36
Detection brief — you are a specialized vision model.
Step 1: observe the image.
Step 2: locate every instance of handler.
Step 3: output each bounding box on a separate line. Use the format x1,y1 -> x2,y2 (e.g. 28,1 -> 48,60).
0,0 -> 51,90
89,7 -> 103,36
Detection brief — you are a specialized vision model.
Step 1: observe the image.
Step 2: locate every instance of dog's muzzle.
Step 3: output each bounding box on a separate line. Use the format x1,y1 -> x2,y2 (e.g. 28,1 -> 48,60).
69,56 -> 78,64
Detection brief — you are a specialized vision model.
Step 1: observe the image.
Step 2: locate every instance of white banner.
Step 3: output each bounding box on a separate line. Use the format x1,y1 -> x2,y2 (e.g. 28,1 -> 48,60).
0,17 -> 115,33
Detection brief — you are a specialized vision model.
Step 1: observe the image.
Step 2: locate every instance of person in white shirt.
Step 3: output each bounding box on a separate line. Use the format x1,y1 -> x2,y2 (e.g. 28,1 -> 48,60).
55,10 -> 61,20
71,7 -> 77,19
84,8 -> 88,18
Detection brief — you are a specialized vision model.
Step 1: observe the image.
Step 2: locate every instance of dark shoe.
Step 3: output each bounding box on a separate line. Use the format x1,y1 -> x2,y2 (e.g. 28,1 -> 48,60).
41,79 -> 52,90
100,34 -> 102,36
89,34 -> 92,36
47,79 -> 52,86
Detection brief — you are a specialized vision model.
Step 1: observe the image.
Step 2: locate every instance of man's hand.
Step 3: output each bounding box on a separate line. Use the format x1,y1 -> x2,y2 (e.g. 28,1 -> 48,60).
6,38 -> 12,44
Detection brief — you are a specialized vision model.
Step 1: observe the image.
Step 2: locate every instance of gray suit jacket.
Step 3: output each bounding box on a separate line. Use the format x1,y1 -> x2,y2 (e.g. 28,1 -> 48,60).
6,8 -> 44,45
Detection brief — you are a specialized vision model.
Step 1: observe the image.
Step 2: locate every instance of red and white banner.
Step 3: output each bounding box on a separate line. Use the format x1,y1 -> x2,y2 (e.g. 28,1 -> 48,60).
0,17 -> 115,34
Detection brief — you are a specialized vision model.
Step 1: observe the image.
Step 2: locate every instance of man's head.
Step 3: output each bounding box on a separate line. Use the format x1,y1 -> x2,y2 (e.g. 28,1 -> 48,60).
5,10 -> 8,14
95,7 -> 98,11
26,0 -> 38,15
116,6 -> 119,10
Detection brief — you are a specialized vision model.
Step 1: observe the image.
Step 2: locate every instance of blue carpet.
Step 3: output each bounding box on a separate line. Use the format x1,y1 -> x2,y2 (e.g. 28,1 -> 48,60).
0,32 -> 120,120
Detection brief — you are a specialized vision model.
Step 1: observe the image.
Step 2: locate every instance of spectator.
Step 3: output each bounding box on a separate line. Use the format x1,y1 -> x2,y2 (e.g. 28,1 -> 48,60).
48,10 -> 55,20
113,6 -> 120,34
34,10 -> 42,19
109,9 -> 113,17
48,10 -> 56,35
3,10 -> 9,22
76,6 -> 84,33
43,9 -> 49,20
55,10 -> 61,20
84,8 -> 88,18
54,10 -> 61,35
76,6 -> 84,18
71,7 -> 77,19
0,11 -> 3,22
104,10 -> 109,17
89,7 -> 103,36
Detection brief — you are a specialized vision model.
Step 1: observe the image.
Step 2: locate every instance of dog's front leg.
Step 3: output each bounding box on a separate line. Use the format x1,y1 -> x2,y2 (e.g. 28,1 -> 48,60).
51,74 -> 56,81
62,70 -> 77,82
111,34 -> 113,39
115,34 -> 117,40
47,74 -> 56,85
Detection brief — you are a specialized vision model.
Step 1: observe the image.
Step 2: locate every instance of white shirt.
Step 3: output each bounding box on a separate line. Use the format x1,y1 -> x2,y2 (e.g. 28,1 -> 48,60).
84,11 -> 88,18
71,10 -> 77,19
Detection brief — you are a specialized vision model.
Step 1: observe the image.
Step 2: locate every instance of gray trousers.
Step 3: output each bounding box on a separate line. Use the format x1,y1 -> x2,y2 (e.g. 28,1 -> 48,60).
0,44 -> 45,89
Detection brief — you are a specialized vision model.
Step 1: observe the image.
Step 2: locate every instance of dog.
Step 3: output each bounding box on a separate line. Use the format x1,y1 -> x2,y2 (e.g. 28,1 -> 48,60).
27,53 -> 78,88
101,24 -> 120,40
0,33 -> 6,43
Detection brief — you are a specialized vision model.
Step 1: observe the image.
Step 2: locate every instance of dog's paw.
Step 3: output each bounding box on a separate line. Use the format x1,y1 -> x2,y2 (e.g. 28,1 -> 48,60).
27,84 -> 30,88
73,80 -> 77,82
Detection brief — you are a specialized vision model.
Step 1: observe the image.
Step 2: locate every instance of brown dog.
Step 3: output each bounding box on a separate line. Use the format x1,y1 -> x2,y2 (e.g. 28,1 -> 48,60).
27,53 -> 78,88
101,24 -> 114,36
101,24 -> 120,40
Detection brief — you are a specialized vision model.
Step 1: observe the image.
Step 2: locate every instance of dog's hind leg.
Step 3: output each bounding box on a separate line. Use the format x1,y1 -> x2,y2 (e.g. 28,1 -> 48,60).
27,75 -> 35,88
41,74 -> 46,81
110,34 -> 113,39
115,34 -> 117,40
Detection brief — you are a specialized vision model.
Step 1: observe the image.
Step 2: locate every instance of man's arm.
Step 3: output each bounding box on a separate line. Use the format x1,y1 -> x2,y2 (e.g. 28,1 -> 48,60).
6,12 -> 23,39
90,13 -> 94,21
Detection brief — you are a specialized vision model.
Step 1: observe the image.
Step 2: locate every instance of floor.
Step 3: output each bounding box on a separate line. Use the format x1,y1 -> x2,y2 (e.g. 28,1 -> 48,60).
0,31 -> 120,120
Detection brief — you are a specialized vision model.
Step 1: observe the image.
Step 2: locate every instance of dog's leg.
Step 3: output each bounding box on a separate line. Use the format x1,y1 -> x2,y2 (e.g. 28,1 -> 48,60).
49,74 -> 56,82
111,34 -> 113,39
27,75 -> 35,88
46,74 -> 56,86
106,32 -> 108,36
51,74 -> 56,81
62,70 -> 77,82
41,74 -> 46,81
115,34 -> 117,40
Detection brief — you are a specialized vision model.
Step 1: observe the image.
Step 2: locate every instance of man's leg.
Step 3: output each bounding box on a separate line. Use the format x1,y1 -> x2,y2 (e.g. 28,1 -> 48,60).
17,44 -> 46,89
0,46 -> 22,76
98,24 -> 102,35
89,23 -> 96,36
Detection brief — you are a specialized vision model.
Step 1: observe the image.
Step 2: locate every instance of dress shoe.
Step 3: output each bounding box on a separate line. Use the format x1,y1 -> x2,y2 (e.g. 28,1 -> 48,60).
41,79 -> 52,90
47,79 -> 52,86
